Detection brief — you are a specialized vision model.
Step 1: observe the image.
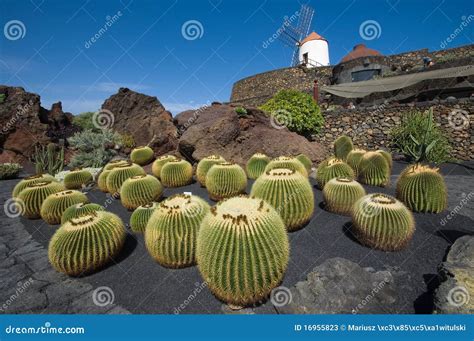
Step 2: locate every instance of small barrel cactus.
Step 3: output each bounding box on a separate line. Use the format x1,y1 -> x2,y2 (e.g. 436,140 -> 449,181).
346,149 -> 366,177
264,156 -> 308,177
61,203 -> 105,224
160,159 -> 193,187
315,157 -> 354,189
12,174 -> 57,198
246,153 -> 270,179
48,211 -> 126,276
197,196 -> 289,306
206,162 -> 247,201
40,190 -> 89,225
396,164 -> 447,213
196,155 -> 226,187
64,169 -> 93,190
358,151 -> 390,187
97,170 -> 110,192
17,180 -> 65,219
376,149 -> 393,170
120,174 -> 163,210
251,168 -> 314,231
151,155 -> 177,179
130,202 -> 158,233
145,194 -> 210,267
334,135 -> 353,160
296,153 -> 312,172
106,162 -> 146,195
322,177 -> 366,215
352,193 -> 415,251
130,146 -> 154,166
104,159 -> 129,171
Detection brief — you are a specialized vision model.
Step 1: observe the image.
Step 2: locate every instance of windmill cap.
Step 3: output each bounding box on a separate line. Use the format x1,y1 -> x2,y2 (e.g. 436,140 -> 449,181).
300,31 -> 327,44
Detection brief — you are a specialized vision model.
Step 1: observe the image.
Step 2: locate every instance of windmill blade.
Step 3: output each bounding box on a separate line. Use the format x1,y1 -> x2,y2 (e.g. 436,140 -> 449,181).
291,49 -> 300,66
278,25 -> 300,47
296,4 -> 315,37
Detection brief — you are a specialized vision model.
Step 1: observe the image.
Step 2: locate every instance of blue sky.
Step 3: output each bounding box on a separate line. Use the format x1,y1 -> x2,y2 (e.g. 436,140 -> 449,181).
1,0 -> 473,114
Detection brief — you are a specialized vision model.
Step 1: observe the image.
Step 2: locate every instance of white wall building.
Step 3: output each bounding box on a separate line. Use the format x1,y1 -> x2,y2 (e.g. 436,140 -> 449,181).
298,32 -> 330,67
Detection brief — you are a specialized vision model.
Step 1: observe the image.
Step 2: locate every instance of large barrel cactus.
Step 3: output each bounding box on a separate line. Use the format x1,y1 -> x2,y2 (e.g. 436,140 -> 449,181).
97,170 -> 111,192
346,149 -> 366,177
61,203 -> 105,224
12,174 -> 57,198
376,149 -> 393,170
358,151 -> 390,187
130,202 -> 158,233
396,164 -> 447,213
104,159 -> 128,171
145,194 -> 210,267
40,190 -> 89,225
197,196 -> 289,306
251,168 -> 314,231
315,157 -> 354,189
160,159 -> 193,187
106,162 -> 146,195
246,153 -> 270,179
334,135 -> 353,160
48,211 -> 126,276
196,155 -> 226,187
296,153 -> 312,172
151,155 -> 177,179
264,156 -> 308,177
17,181 -> 65,219
130,146 -> 154,166
322,177 -> 366,215
64,169 -> 93,190
352,193 -> 415,251
206,162 -> 247,201
120,174 -> 163,210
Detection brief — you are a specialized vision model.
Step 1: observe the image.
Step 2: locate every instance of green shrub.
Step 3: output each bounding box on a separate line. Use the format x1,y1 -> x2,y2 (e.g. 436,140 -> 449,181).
259,90 -> 324,136
0,94 -> 6,103
0,163 -> 22,180
120,133 -> 136,149
390,108 -> 452,164
73,112 -> 99,131
235,106 -> 248,116
68,129 -> 121,168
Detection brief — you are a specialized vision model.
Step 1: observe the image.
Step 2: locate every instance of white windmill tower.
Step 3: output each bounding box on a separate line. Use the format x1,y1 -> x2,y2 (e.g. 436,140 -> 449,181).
278,4 -> 330,67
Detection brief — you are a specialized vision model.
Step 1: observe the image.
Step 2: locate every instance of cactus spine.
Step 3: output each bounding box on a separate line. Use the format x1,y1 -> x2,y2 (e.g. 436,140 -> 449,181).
352,193 -> 415,251
334,135 -> 353,161
264,156 -> 308,177
130,146 -> 154,166
396,164 -> 447,213
151,155 -> 177,179
104,159 -> 129,171
130,202 -> 158,233
105,162 -> 146,195
61,203 -> 105,224
197,196 -> 289,306
97,170 -> 111,192
120,174 -> 163,210
12,174 -> 57,198
346,149 -> 366,177
295,153 -> 312,172
315,157 -> 354,189
160,159 -> 193,187
246,153 -> 270,179
40,190 -> 89,225
377,149 -> 393,170
145,194 -> 210,267
17,181 -> 65,219
64,169 -> 93,190
48,211 -> 126,276
205,162 -> 247,201
322,178 -> 366,215
196,155 -> 226,187
251,168 -> 314,231
358,151 -> 390,187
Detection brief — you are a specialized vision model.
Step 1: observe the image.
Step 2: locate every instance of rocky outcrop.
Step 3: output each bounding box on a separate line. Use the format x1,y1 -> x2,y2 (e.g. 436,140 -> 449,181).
275,258 -> 397,314
175,103 -> 328,166
101,88 -> 178,155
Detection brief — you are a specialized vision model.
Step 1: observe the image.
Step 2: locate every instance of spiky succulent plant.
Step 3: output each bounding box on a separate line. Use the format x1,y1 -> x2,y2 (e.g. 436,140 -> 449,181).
64,169 -> 93,190
352,193 -> 415,251
40,190 -> 89,225
264,156 -> 308,177
322,177 -> 366,215
105,162 -> 146,195
145,194 -> 210,267
346,149 -> 366,177
97,170 -> 110,192
376,149 -> 393,170
160,159 -> 193,187
120,174 -> 163,210
130,146 -> 154,166
12,174 -> 57,198
315,157 -> 355,189
251,168 -> 314,231
246,153 -> 270,179
396,164 -> 447,213
104,159 -> 129,171
17,180 -> 65,219
206,162 -> 247,201
296,153 -> 312,172
334,135 -> 353,161
48,211 -> 126,276
358,151 -> 390,187
197,196 -> 289,306
61,203 -> 105,224
130,202 -> 158,233
196,155 -> 226,187
151,155 -> 177,179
